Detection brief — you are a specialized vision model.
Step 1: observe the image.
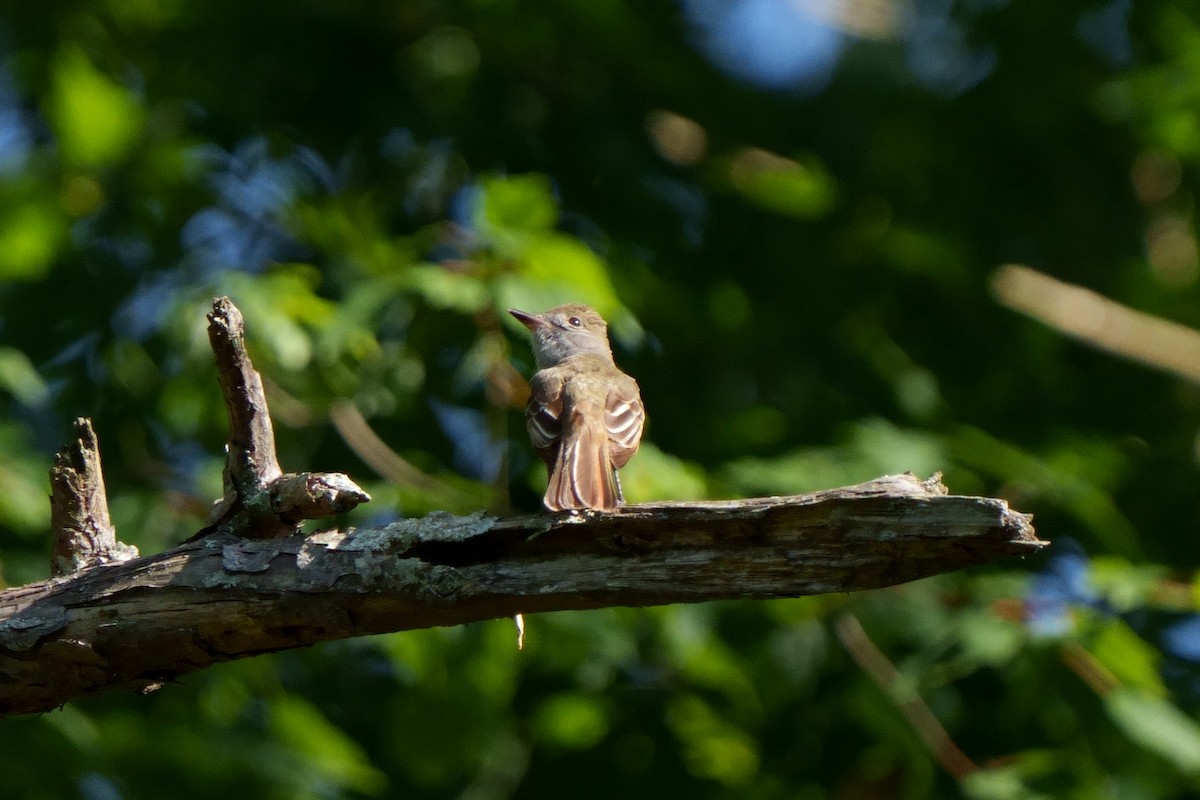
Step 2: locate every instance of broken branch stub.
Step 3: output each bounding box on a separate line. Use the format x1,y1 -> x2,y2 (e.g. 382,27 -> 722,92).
207,296 -> 283,504
203,296 -> 369,538
49,418 -> 138,576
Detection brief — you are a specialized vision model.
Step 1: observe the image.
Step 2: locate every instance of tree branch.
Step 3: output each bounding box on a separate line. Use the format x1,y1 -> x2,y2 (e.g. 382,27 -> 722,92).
202,297 -> 369,538
208,296 -> 283,493
0,473 -> 1043,716
49,418 -> 138,576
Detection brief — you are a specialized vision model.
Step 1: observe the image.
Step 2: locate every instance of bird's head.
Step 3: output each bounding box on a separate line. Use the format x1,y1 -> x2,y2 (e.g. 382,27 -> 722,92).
509,304 -> 613,368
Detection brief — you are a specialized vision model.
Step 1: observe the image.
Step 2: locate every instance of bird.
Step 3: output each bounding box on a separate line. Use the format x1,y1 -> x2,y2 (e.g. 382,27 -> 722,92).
509,303 -> 645,512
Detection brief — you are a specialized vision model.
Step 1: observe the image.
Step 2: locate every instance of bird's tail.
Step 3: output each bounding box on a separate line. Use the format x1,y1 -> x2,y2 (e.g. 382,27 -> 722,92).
545,401 -> 620,512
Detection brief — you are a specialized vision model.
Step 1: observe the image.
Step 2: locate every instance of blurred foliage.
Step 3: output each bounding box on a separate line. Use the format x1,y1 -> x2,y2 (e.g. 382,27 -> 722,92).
3,0 -> 1200,797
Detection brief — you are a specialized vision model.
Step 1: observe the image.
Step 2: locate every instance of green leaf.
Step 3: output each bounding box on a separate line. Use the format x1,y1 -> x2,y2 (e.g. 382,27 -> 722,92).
729,149 -> 836,218
532,693 -> 609,750
0,424 -> 53,535
719,418 -> 946,496
1106,688 -> 1200,774
270,696 -> 388,795
477,173 -> 558,253
847,418 -> 947,477
725,451 -> 854,496
879,225 -> 970,284
0,347 -> 49,406
495,233 -> 623,317
962,763 -> 1053,800
50,47 -> 145,167
399,263 -> 489,312
945,426 -> 1140,556
1090,557 -> 1169,612
661,605 -> 760,714
0,196 -> 67,281
954,608 -> 1025,669
1089,619 -> 1165,697
220,268 -> 337,371
620,442 -> 707,504
666,694 -> 760,786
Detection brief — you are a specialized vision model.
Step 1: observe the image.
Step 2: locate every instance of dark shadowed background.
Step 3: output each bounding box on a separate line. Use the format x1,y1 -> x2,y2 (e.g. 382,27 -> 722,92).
3,0 -> 1200,797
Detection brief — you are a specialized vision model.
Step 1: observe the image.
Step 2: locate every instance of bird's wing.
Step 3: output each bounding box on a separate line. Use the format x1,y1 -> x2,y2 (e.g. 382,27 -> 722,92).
526,370 -> 564,465
605,374 -> 645,469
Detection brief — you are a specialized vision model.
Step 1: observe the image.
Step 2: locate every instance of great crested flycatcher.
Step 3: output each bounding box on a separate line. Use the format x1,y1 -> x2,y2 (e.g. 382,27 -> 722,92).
509,303 -> 645,512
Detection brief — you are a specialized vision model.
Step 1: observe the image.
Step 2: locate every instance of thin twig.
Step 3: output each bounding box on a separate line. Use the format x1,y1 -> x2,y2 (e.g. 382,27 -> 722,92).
329,399 -> 461,495
835,612 -> 979,781
1059,643 -> 1119,696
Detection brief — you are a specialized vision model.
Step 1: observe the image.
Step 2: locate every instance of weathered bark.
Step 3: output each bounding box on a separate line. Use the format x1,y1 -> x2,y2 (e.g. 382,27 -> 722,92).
0,473 -> 1043,717
208,296 -> 283,497
49,418 -> 138,576
203,297 -> 369,539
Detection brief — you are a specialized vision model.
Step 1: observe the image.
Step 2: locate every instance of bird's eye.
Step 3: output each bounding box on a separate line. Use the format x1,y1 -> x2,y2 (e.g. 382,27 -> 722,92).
568,317 -> 582,327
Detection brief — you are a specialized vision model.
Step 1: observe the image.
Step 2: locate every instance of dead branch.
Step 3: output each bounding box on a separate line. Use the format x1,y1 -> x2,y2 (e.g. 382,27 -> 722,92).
0,473 -> 1043,716
208,296 -> 283,492
202,297 -> 369,538
49,418 -> 138,576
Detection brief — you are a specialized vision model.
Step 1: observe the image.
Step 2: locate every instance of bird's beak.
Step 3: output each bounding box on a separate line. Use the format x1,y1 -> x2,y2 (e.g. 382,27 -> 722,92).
508,308 -> 543,331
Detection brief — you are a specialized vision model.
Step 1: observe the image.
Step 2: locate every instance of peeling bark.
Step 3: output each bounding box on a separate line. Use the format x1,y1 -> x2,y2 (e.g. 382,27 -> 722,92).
0,473 -> 1043,717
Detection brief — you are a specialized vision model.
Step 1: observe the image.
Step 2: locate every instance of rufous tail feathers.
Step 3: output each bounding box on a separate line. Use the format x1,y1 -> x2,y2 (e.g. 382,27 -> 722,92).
544,402 -> 620,511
